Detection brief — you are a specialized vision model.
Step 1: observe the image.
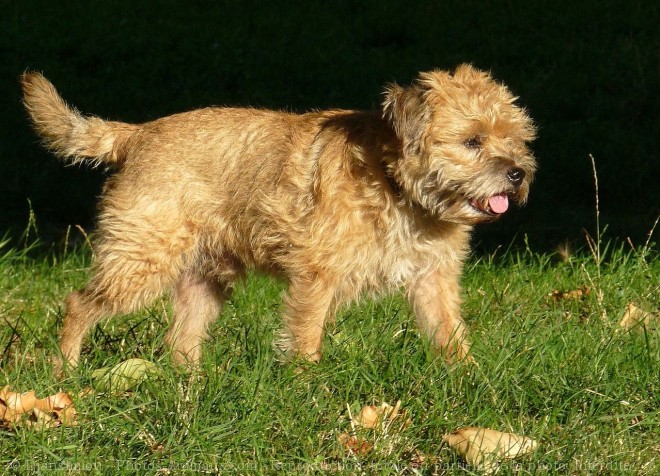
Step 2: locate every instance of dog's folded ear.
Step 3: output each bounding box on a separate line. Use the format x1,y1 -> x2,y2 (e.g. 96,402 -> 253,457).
382,83 -> 430,157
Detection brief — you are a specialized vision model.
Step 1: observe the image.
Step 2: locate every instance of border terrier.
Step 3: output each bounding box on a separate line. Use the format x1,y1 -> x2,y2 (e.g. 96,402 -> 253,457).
21,65 -> 536,371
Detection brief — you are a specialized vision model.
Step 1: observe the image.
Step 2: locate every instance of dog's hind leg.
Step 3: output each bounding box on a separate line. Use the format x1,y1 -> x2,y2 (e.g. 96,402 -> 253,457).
165,266 -> 241,366
57,215 -> 196,373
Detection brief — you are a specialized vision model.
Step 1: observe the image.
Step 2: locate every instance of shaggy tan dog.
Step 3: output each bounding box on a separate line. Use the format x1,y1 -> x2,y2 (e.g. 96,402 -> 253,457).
21,65 -> 536,371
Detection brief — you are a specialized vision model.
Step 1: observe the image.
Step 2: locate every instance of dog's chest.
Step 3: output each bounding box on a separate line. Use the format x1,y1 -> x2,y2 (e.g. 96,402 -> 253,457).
346,219 -> 470,294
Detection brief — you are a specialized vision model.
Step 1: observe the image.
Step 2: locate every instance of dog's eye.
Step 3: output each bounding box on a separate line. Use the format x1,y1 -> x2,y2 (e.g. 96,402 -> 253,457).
464,137 -> 482,149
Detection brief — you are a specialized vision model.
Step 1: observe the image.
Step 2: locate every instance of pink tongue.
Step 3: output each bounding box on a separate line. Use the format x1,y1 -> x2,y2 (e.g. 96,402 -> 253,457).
488,193 -> 509,214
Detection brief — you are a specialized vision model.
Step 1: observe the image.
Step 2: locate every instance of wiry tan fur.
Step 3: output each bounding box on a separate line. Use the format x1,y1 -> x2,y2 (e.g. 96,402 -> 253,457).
21,65 -> 536,372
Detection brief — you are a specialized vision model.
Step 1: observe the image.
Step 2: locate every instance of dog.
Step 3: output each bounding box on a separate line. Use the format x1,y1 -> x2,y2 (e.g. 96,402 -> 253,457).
21,65 -> 536,372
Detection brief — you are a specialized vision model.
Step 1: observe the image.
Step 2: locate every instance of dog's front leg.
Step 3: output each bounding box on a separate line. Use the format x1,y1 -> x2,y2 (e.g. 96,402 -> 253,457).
408,267 -> 472,364
278,273 -> 337,362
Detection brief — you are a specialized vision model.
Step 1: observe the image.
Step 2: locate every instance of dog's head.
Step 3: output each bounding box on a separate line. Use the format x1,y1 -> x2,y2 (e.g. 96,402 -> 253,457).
382,64 -> 536,224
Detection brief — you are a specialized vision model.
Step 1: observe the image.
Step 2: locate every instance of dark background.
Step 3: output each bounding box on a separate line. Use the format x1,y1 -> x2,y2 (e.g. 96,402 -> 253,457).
2,0 -> 658,253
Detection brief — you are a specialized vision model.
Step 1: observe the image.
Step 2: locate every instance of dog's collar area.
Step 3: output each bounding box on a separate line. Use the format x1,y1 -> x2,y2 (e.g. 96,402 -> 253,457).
385,171 -> 403,197
380,161 -> 403,197
380,164 -> 436,219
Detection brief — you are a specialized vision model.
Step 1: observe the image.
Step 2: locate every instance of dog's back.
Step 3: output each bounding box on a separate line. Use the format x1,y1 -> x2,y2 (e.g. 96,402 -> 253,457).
21,73 -> 396,276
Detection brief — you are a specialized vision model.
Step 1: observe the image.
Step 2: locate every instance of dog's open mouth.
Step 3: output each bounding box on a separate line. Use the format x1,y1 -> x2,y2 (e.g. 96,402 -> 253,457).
469,193 -> 510,216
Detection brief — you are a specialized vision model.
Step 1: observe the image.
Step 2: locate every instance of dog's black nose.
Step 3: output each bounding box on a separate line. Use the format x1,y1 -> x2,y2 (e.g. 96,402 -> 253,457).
507,167 -> 525,187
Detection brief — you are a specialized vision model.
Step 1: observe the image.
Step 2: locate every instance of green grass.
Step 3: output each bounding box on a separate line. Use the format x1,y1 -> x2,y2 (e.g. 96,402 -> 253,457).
1,234 -> 658,474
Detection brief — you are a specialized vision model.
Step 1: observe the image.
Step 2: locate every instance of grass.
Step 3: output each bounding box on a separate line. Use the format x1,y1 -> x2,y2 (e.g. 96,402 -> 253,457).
1,232 -> 658,474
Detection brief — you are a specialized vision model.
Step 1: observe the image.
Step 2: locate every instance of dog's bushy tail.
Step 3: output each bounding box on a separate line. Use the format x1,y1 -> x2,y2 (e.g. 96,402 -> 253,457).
21,72 -> 138,166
